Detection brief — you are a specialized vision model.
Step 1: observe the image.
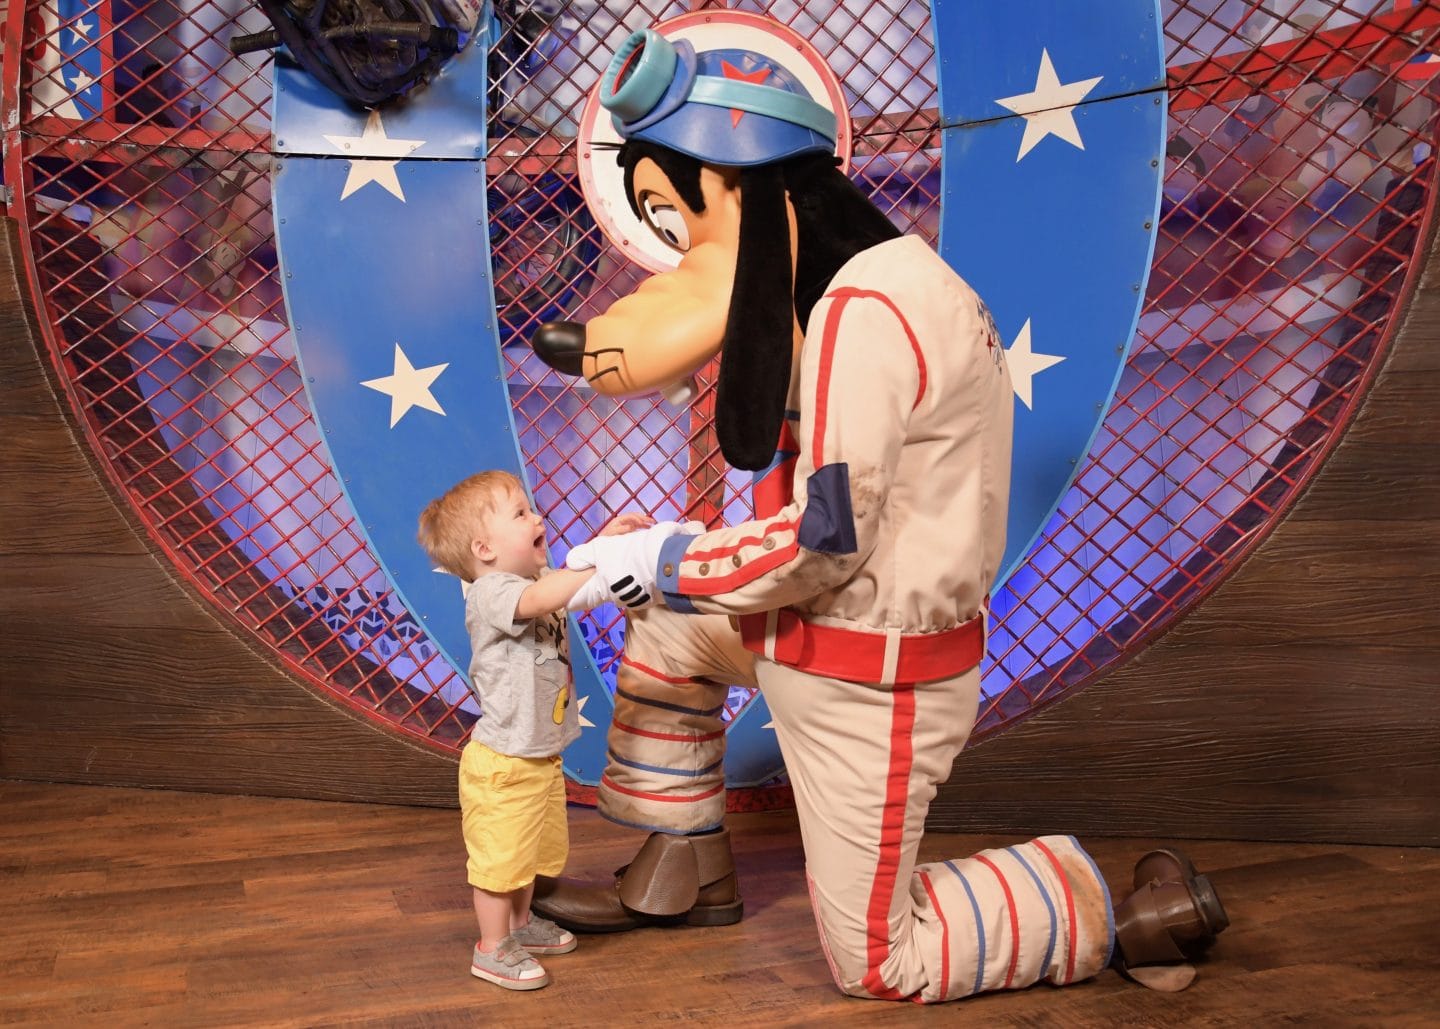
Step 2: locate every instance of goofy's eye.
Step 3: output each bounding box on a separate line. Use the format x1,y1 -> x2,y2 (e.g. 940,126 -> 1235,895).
641,196 -> 690,252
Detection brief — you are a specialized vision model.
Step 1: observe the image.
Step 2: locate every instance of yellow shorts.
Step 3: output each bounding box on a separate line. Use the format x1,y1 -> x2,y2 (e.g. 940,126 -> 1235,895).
459,740 -> 569,893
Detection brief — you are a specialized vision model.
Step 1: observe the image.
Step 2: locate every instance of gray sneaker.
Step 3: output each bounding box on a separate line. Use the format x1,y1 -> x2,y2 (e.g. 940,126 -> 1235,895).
512,914 -> 577,955
470,935 -> 549,991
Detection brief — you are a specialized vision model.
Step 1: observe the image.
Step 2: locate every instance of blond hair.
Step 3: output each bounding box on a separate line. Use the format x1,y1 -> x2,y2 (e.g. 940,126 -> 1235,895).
416,470 -> 523,580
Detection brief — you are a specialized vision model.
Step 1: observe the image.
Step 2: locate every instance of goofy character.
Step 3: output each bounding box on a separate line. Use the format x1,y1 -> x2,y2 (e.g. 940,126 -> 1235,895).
529,27 -> 1228,999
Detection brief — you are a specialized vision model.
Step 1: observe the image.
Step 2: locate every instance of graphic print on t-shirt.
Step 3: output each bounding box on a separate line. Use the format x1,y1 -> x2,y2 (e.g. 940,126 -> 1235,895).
533,611 -> 568,666
537,610 -> 571,725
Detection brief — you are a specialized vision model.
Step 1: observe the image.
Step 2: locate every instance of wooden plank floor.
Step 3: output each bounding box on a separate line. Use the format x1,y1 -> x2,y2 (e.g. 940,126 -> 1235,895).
3,781 -> 1438,1027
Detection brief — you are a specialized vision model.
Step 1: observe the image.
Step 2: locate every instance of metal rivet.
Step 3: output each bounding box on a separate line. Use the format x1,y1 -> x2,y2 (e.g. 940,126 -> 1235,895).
732,555 -> 742,568
699,562 -> 710,575
762,538 -> 776,550
663,563 -> 674,577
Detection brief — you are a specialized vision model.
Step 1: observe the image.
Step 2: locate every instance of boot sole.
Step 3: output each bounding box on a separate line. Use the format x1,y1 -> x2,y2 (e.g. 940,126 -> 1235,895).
536,900 -> 745,934
685,898 -> 744,927
1189,873 -> 1230,940
531,908 -> 641,934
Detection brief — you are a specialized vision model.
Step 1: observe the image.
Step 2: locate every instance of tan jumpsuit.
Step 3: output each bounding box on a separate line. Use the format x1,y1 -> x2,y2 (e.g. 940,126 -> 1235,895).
600,236 -> 1114,1001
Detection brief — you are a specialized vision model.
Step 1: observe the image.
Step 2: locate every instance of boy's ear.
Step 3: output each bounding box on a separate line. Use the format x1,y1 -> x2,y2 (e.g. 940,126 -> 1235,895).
471,536 -> 493,564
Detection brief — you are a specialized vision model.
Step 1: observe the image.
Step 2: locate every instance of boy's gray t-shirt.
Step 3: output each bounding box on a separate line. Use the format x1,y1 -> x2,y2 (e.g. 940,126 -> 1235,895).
463,571 -> 581,758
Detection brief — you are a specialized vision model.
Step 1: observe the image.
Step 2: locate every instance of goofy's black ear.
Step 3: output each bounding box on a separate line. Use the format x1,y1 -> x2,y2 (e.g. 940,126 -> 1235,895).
716,164 -> 793,471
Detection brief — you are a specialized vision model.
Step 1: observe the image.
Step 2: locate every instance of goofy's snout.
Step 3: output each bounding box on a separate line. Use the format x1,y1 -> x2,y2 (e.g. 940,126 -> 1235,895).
530,320 -> 587,377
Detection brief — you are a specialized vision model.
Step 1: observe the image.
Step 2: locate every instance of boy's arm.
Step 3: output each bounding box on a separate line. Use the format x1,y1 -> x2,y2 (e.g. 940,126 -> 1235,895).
514,568 -> 595,620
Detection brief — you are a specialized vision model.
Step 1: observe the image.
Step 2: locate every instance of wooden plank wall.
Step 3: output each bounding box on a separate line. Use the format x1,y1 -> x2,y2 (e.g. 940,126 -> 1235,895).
0,217 -> 456,806
3,207 -> 1437,845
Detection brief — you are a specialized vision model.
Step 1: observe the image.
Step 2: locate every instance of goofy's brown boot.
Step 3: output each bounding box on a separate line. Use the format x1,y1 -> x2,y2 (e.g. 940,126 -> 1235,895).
532,828 -> 742,933
1112,847 -> 1230,992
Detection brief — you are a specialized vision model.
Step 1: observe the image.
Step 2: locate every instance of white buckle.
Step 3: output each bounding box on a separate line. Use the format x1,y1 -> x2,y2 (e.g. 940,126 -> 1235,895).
880,626 -> 903,686
763,609 -> 779,663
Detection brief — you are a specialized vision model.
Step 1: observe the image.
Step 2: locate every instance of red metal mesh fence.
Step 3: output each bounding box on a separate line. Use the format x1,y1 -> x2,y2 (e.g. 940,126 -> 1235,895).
4,0 -> 1437,762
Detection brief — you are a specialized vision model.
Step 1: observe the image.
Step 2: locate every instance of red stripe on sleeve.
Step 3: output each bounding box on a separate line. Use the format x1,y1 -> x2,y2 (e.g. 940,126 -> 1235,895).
811,293 -> 852,466
819,286 -> 928,419
677,538 -> 798,595
684,518 -> 796,561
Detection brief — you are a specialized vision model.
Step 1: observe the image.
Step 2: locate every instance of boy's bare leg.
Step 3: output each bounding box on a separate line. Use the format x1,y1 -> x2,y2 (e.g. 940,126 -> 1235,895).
511,882 -> 536,931
470,884 -> 551,989
474,887 -> 517,951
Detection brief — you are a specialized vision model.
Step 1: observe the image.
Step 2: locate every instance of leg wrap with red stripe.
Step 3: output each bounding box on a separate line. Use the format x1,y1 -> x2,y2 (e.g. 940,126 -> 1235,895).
909,837 -> 1114,1001
596,609 -> 755,834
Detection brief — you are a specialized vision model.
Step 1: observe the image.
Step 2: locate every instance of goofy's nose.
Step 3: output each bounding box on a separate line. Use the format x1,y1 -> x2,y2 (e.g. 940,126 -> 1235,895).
530,320 -> 587,377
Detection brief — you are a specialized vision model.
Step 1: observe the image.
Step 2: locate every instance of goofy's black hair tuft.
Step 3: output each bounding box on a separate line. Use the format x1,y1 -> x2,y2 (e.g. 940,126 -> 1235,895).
616,144 -> 901,471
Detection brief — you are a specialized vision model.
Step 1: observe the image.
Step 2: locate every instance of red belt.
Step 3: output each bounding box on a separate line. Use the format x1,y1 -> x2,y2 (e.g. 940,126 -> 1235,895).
737,608 -> 985,685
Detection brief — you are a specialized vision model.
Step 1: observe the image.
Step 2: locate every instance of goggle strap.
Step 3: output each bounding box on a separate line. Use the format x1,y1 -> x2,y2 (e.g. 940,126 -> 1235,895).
686,76 -> 837,142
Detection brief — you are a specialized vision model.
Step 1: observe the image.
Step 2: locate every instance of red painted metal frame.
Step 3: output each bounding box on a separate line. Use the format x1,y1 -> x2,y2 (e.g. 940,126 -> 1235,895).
1168,3 -> 1440,110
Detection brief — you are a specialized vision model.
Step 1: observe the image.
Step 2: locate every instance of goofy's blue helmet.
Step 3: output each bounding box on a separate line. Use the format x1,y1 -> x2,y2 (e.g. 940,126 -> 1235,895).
601,29 -> 837,167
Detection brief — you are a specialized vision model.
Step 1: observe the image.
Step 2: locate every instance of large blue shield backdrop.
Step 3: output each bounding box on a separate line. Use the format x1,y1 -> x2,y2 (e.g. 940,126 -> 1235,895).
271,18 -> 618,783
934,0 -> 1166,582
272,0 -> 1164,790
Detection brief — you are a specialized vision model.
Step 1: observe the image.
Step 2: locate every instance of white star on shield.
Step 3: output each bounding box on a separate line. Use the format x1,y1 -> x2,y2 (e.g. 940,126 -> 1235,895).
996,50 -> 1104,161
323,110 -> 426,202
1005,320 -> 1066,410
360,344 -> 448,427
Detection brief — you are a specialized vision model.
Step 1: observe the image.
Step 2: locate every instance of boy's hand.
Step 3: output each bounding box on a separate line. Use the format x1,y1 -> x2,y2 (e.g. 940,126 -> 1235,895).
598,512 -> 656,537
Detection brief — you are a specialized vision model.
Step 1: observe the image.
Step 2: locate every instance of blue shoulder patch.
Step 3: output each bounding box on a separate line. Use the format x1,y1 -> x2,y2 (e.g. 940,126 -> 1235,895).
799,462 -> 858,555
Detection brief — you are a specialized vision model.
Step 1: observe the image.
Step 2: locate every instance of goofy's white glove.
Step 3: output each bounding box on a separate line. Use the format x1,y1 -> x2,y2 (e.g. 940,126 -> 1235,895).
564,520 -> 702,611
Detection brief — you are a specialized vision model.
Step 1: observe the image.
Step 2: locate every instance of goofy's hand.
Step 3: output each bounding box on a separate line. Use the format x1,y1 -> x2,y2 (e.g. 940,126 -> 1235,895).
565,521 -> 701,610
